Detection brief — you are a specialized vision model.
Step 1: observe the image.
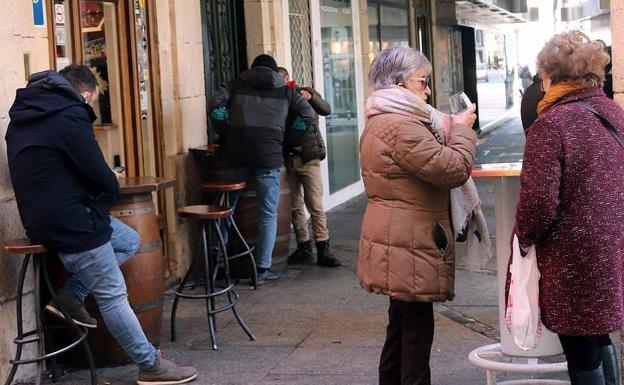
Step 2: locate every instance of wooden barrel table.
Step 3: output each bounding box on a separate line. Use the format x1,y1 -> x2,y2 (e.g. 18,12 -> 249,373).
47,177 -> 173,367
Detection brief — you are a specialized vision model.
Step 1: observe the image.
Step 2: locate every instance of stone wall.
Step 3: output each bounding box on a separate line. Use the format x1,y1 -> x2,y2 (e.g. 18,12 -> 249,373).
0,3 -> 51,382
153,0 -> 208,278
244,0 -> 291,67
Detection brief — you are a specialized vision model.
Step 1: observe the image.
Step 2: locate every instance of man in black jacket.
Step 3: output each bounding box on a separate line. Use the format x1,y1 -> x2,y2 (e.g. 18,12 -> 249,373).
209,55 -> 315,284
6,66 -> 196,384
277,67 -> 340,267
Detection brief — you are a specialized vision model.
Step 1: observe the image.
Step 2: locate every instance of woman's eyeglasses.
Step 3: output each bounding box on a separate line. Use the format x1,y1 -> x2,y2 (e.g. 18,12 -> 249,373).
406,76 -> 430,88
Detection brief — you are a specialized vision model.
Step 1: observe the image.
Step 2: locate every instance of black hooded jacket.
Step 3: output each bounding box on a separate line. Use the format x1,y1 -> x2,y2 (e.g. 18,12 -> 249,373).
6,71 -> 119,253
209,66 -> 315,168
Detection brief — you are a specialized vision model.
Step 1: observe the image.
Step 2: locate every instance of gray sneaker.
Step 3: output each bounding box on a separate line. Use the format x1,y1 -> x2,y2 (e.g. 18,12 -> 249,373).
137,350 -> 197,385
256,269 -> 282,286
45,288 -> 97,329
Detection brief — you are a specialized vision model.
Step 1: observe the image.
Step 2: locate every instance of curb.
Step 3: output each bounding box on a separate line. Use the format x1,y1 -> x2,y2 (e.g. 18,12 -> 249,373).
478,107 -> 519,138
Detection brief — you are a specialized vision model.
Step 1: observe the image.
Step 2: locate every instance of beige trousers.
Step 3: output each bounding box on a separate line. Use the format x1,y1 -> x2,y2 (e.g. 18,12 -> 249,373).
285,156 -> 329,243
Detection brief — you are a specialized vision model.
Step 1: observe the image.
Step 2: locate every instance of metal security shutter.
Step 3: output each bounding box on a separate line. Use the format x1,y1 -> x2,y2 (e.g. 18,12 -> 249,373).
289,0 -> 314,87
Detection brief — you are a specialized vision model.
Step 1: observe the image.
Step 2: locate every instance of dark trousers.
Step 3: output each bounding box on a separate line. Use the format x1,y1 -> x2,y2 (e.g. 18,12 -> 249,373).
379,298 -> 434,385
558,334 -> 612,372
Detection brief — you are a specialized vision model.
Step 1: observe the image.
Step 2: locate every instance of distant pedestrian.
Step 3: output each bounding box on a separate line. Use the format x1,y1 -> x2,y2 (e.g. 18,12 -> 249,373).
515,30 -> 623,384
518,64 -> 533,95
209,54 -> 316,285
277,67 -> 341,267
359,46 -> 478,384
520,74 -> 545,132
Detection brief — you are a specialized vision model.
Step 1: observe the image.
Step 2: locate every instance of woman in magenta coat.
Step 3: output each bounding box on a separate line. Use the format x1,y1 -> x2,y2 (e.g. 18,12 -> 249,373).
516,31 -> 624,385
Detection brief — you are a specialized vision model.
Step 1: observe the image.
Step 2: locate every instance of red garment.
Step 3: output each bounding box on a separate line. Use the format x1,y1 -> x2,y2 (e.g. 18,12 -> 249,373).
286,80 -> 298,89
515,87 -> 624,335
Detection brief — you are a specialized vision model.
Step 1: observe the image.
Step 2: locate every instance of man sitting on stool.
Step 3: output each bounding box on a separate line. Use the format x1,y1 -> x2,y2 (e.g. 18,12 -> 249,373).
6,65 -> 197,385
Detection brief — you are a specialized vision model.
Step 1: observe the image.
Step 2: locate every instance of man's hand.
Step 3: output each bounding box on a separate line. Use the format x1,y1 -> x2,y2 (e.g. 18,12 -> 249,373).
300,90 -> 312,101
113,170 -> 124,180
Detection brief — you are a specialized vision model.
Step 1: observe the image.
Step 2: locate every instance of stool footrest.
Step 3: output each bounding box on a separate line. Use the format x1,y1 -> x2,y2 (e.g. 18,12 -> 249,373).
174,284 -> 234,299
228,246 -> 255,260
14,330 -> 40,345
10,328 -> 89,364
208,297 -> 240,316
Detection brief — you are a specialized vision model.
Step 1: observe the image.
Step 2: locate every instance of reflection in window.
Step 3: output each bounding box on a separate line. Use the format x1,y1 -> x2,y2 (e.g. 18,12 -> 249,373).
81,1 -> 115,125
368,0 -> 410,62
321,0 -> 360,193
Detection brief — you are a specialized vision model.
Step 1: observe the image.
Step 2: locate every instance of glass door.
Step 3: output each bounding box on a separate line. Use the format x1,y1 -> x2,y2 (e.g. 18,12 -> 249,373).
79,0 -> 126,169
321,0 -> 360,193
49,0 -> 161,177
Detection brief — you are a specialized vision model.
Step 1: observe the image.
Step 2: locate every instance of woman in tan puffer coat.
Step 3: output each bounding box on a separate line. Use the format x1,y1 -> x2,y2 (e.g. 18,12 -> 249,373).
359,46 -> 477,385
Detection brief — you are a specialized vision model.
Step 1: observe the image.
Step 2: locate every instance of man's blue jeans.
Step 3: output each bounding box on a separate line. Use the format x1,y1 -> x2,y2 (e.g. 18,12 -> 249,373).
225,167 -> 281,270
58,216 -> 156,369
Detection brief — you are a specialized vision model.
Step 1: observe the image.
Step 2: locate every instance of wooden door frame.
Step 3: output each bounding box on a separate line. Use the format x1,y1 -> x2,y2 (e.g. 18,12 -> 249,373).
45,0 -> 164,179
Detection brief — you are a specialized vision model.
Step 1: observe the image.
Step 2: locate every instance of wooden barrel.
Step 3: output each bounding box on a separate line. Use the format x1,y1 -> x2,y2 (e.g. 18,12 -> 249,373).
47,192 -> 165,368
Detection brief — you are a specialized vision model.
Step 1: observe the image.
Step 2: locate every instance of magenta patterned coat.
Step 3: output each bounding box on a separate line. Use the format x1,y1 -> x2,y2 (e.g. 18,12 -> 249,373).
516,88 -> 624,335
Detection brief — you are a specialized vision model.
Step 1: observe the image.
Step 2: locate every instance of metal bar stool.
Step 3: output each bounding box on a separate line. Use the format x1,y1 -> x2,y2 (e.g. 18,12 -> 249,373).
2,239 -> 96,385
202,181 -> 257,289
170,205 -> 255,350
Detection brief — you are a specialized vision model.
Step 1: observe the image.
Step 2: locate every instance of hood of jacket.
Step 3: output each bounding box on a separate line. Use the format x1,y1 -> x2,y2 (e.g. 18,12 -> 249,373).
8,70 -> 96,125
238,66 -> 285,90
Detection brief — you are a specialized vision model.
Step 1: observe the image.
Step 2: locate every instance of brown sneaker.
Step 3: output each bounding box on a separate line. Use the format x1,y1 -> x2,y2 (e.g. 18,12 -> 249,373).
137,350 -> 197,385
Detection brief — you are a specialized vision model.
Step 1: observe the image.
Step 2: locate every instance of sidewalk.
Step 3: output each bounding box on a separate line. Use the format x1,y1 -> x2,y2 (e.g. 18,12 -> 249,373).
44,196 -> 566,385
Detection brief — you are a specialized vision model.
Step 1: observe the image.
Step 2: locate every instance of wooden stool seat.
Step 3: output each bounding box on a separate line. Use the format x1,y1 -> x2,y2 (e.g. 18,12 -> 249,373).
2,239 -> 47,255
202,181 -> 246,192
178,205 -> 232,220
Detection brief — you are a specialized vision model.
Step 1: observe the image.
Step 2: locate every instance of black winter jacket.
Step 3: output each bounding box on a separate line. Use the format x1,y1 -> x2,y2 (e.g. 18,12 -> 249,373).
285,87 -> 330,163
209,66 -> 316,168
6,71 -> 119,253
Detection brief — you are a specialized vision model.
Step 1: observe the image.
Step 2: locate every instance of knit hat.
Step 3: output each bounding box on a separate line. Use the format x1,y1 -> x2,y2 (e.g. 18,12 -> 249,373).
251,54 -> 278,72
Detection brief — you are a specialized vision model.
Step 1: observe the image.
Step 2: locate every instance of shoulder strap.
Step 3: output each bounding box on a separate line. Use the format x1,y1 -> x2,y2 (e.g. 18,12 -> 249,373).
574,101 -> 624,150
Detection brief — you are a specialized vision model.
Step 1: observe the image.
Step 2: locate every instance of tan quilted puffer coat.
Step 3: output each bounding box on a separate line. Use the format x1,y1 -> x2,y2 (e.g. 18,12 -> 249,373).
358,113 -> 477,302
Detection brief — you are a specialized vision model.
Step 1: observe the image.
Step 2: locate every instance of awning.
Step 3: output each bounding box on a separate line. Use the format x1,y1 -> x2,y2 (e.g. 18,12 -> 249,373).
456,0 -> 529,25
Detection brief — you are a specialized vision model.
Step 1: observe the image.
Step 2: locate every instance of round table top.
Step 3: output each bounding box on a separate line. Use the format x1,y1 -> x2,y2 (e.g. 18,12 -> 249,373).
118,177 -> 175,195
472,162 -> 522,178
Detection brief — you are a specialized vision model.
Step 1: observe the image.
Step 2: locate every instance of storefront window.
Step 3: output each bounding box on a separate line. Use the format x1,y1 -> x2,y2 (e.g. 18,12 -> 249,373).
321,0 -> 360,193
80,1 -> 120,127
368,0 -> 409,62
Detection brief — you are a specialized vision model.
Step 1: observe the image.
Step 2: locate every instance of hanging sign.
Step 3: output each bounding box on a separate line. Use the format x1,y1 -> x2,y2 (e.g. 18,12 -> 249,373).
33,0 -> 46,27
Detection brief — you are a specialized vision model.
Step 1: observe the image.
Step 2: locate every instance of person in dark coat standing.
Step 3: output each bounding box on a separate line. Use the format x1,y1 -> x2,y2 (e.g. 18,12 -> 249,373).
209,55 -> 316,284
277,67 -> 341,268
6,66 -> 197,385
520,74 -> 545,132
515,31 -> 623,385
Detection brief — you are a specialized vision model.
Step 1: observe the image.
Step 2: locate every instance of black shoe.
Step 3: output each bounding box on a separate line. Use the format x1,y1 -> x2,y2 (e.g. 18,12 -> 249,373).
256,269 -> 282,286
45,288 -> 97,328
316,240 -> 341,267
569,365 -> 606,385
600,345 -> 621,385
287,240 -> 315,265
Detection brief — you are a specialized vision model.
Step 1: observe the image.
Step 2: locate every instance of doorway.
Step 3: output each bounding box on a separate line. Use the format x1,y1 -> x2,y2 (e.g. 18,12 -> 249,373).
47,0 -> 162,178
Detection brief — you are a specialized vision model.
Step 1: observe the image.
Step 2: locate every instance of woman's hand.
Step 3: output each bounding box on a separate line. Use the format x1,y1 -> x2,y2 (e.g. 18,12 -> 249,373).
453,104 -> 477,129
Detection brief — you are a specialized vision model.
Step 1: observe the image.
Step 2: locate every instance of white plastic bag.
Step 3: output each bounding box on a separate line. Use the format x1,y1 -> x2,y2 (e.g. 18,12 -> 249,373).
505,235 -> 542,351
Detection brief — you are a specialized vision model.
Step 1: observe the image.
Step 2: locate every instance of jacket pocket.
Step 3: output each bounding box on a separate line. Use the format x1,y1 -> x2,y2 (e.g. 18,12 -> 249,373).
433,222 -> 449,255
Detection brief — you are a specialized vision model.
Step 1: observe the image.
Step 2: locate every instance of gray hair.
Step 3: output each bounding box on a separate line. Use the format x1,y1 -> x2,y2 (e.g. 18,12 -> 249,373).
368,46 -> 432,91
